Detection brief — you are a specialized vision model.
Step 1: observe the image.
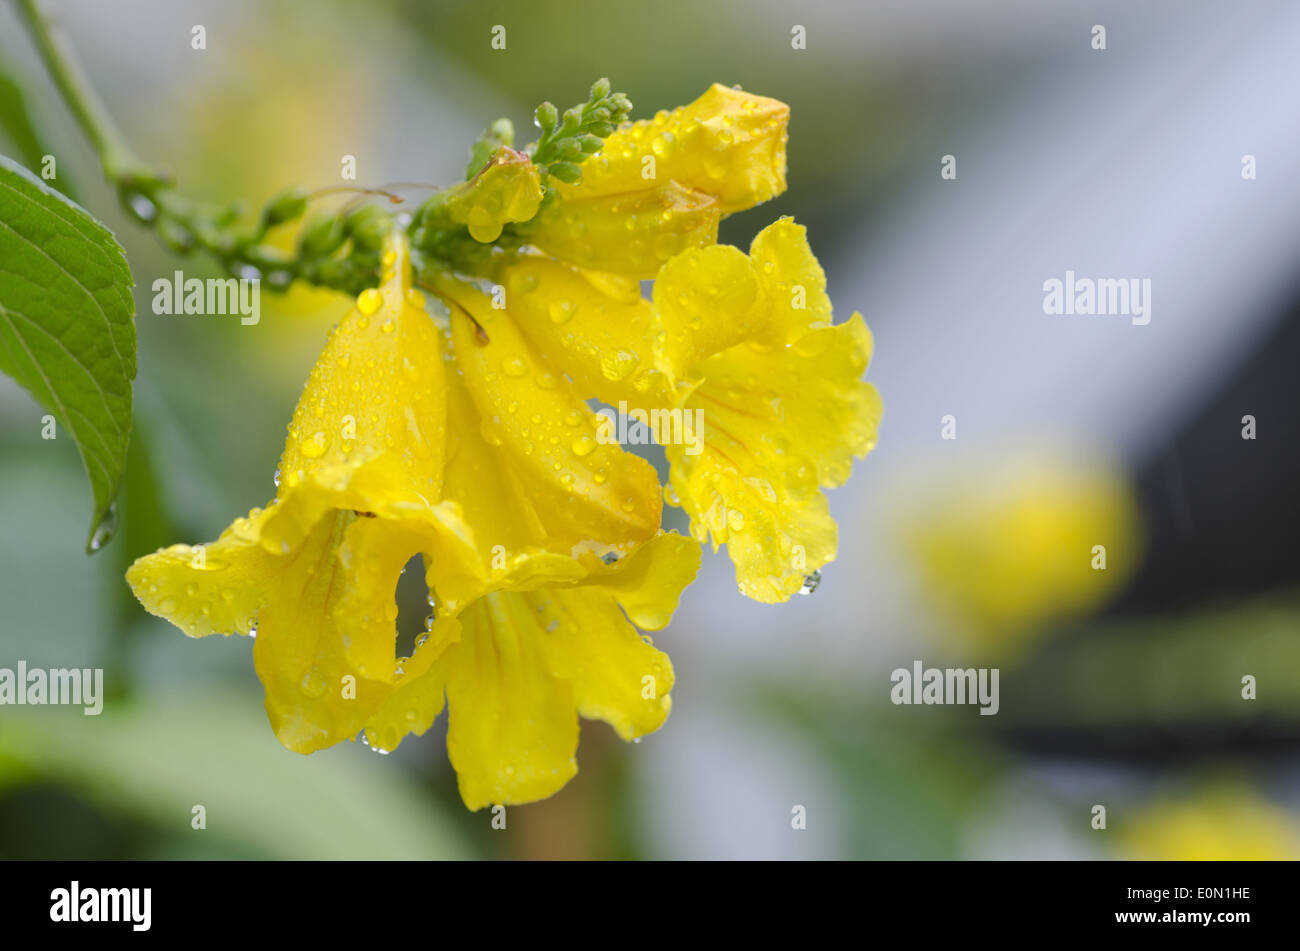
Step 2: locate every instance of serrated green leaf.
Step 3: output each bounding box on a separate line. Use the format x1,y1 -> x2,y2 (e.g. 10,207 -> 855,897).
0,154 -> 135,552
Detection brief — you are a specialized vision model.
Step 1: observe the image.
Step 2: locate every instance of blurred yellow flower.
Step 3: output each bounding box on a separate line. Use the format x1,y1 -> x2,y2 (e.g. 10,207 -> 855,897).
899,451 -> 1140,654
1123,786 -> 1300,860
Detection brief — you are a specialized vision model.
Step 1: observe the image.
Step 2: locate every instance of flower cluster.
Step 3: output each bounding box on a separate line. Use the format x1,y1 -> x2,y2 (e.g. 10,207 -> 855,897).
127,83 -> 882,809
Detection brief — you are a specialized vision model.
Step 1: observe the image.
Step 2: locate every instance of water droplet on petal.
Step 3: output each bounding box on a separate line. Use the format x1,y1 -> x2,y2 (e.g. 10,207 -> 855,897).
357,288 -> 383,316
549,299 -> 576,324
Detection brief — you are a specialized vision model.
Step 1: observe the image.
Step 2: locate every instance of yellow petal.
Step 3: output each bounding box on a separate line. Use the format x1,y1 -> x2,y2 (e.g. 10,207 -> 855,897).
443,592 -> 579,810
558,84 -> 789,214
276,235 -> 445,504
502,256 -> 667,405
651,242 -> 766,380
126,504 -> 279,639
446,146 -> 545,242
579,530 -> 701,631
363,614 -> 460,752
667,317 -> 882,602
650,217 -> 836,381
748,217 -> 834,344
534,587 -> 675,742
424,353 -> 589,611
439,278 -> 663,554
253,510 -> 391,752
529,181 -> 719,278
333,514 -> 431,684
125,505 -> 279,637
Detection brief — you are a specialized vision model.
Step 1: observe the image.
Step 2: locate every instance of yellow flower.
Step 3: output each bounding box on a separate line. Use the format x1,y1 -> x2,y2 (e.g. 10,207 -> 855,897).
126,82 -> 879,808
554,84 -> 789,213
509,217 -> 882,604
1122,786 -> 1300,860
528,84 -> 789,278
649,218 -> 882,603
898,450 -> 1140,654
420,283 -> 702,806
128,234 -> 699,808
128,237 -> 468,752
471,86 -> 878,604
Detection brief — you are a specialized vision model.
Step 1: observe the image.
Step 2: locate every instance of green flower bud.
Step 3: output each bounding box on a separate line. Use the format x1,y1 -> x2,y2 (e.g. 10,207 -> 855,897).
299,215 -> 345,257
344,204 -> 392,251
534,101 -> 558,133
261,186 -> 309,228
555,138 -> 584,161
547,162 -> 582,184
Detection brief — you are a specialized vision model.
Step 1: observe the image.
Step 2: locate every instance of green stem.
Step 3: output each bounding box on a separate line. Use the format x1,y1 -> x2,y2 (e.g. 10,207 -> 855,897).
13,0 -> 150,181
10,0 -> 396,294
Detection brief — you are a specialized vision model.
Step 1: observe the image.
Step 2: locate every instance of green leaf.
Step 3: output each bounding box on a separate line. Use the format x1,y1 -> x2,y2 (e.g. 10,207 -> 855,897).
0,154 -> 135,552
0,693 -> 472,859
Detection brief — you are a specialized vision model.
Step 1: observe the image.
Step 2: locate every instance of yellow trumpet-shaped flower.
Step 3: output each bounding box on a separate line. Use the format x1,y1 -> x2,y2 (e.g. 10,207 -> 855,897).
128,233 -> 699,807
411,291 -> 700,806
433,533 -> 698,809
124,81 -> 878,809
453,84 -> 874,604
651,217 -> 881,603
555,84 -> 789,213
127,237 -> 472,752
528,84 -> 788,278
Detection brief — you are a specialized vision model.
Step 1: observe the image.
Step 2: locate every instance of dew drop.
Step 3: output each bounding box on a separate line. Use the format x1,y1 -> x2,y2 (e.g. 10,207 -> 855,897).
357,288 -> 383,316
300,668 -> 328,698
548,299 -> 576,324
600,349 -> 639,381
87,502 -> 118,553
300,431 -> 329,458
798,569 -> 822,596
